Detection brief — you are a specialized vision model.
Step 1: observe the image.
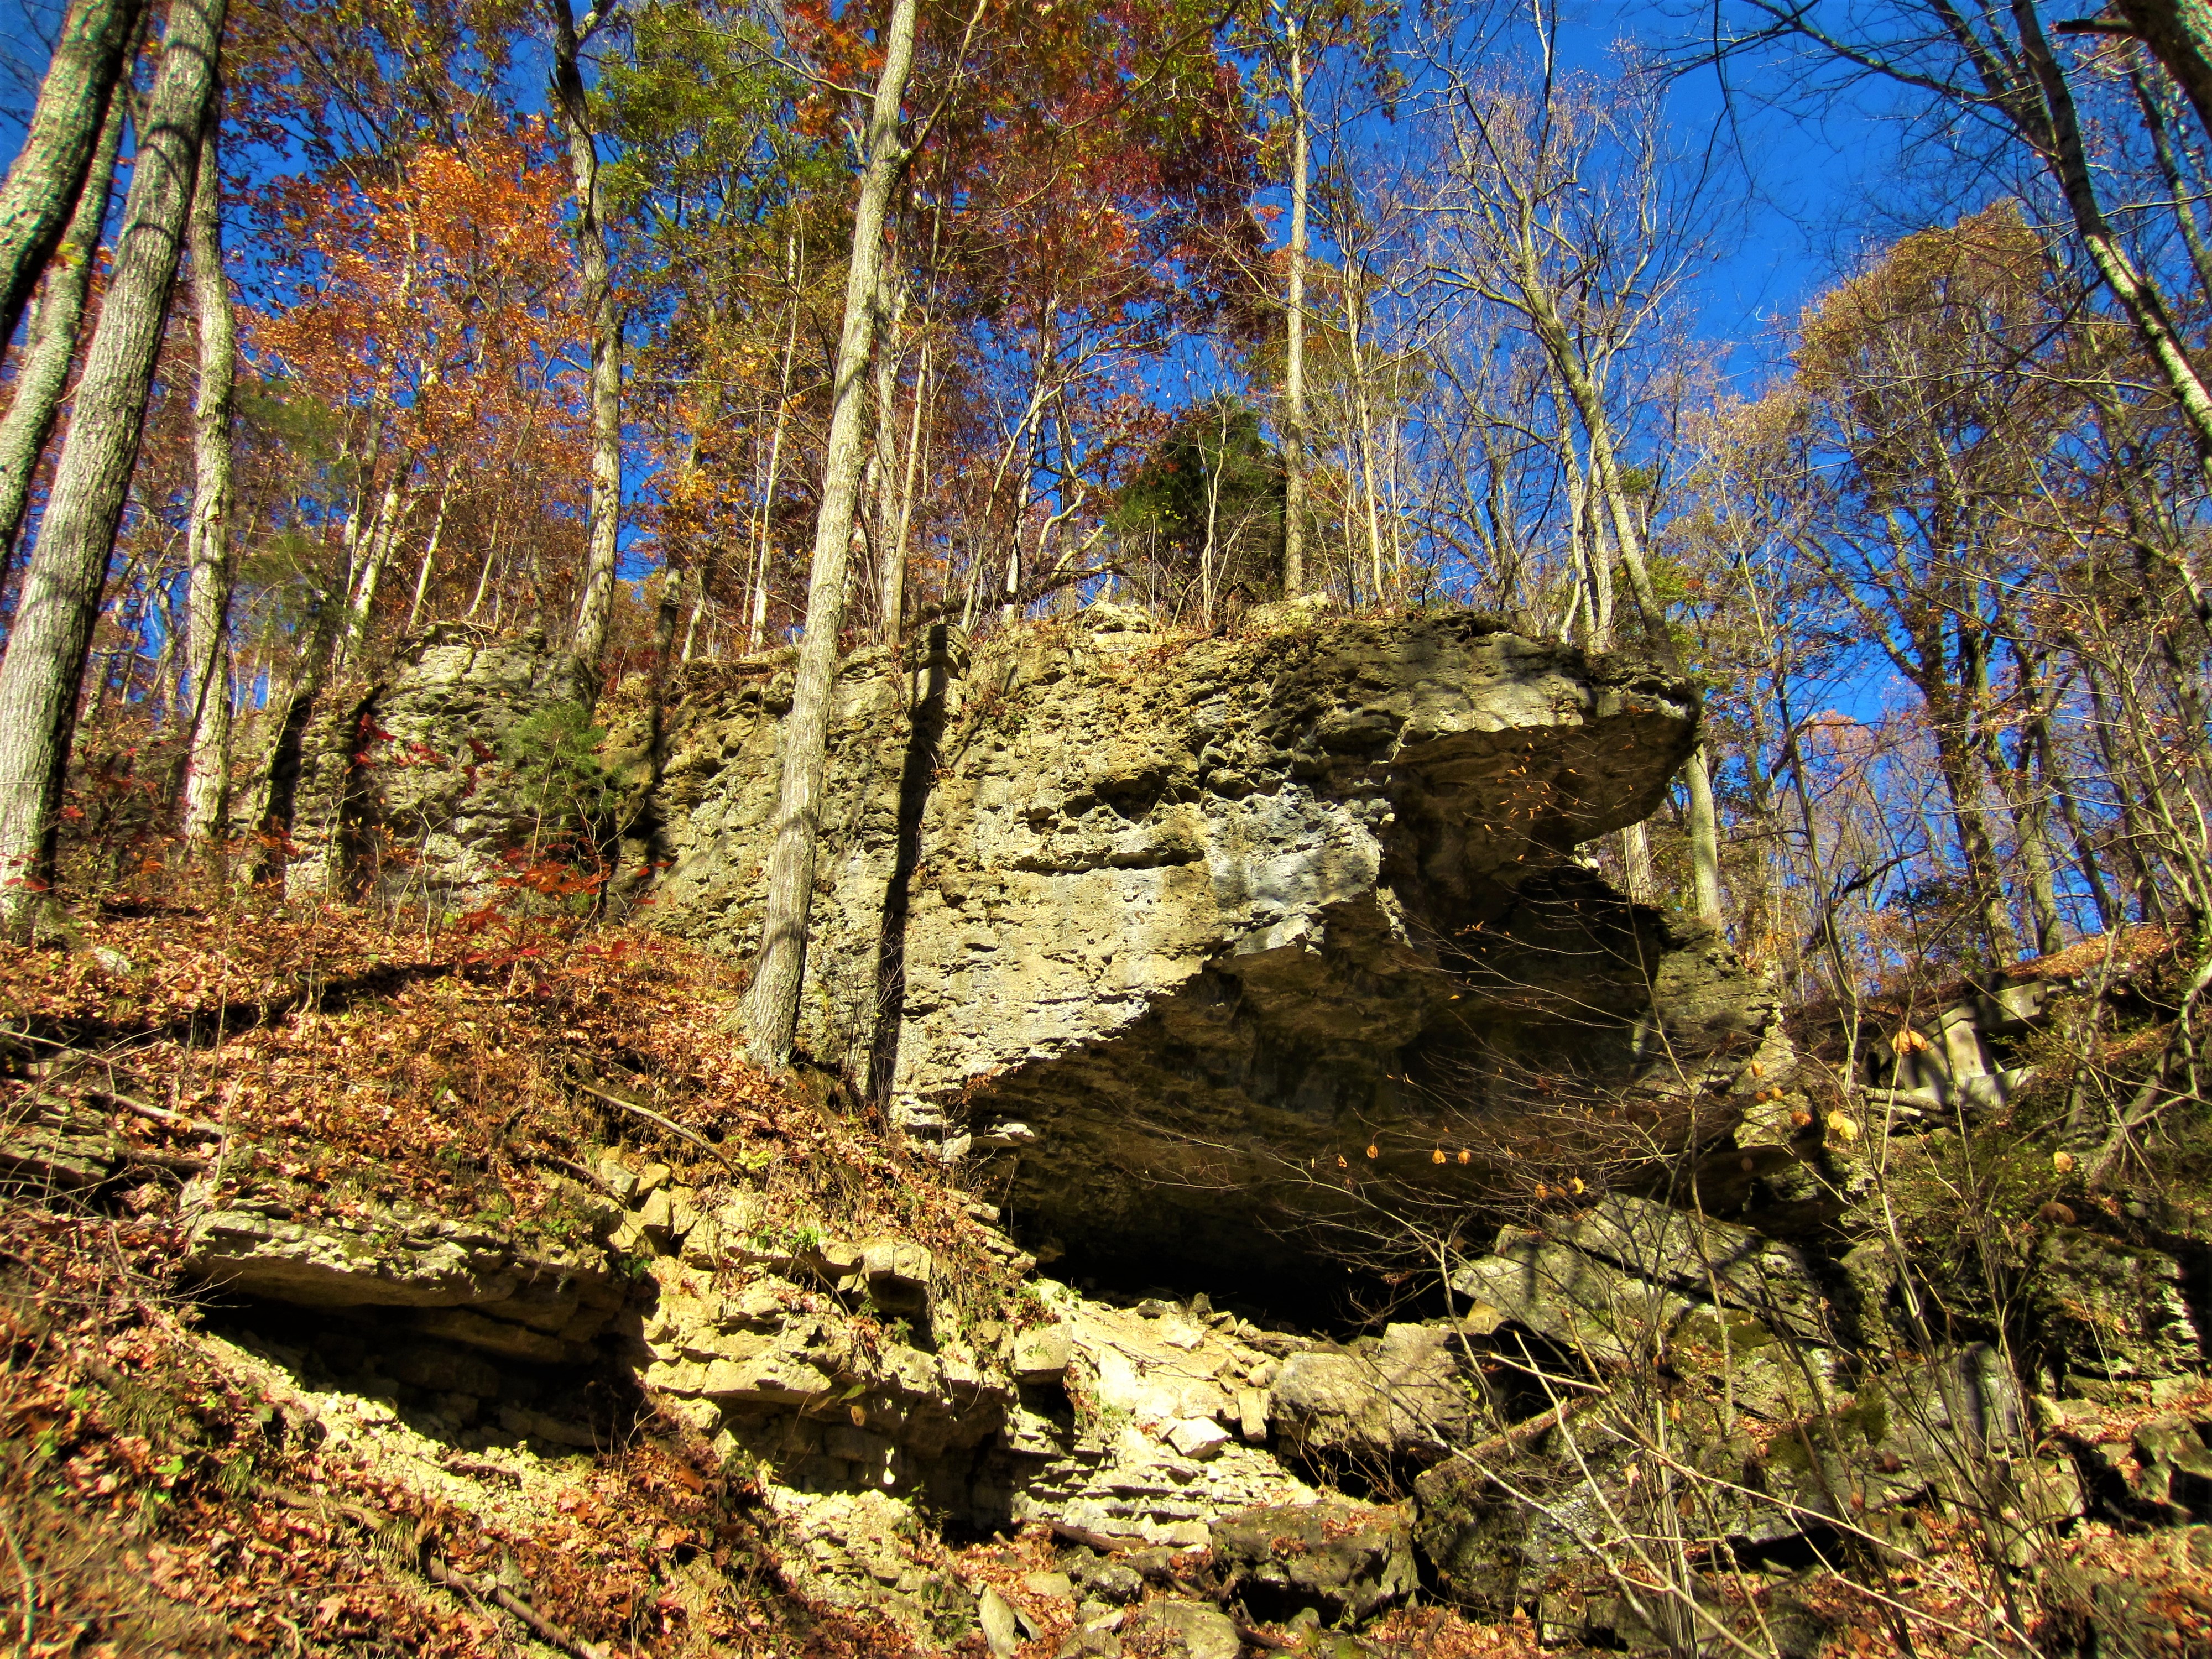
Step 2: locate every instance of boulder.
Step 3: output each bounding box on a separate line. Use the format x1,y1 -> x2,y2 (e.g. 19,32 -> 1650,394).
1127,1599 -> 1241,1659
1270,1324 -> 1474,1461
1212,1498 -> 1416,1623
2031,1227 -> 2204,1386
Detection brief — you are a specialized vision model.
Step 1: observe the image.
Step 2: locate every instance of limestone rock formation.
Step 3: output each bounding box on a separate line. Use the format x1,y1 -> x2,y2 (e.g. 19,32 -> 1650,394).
292,609 -> 1775,1295
620,607 -> 1769,1292
284,622 -> 589,905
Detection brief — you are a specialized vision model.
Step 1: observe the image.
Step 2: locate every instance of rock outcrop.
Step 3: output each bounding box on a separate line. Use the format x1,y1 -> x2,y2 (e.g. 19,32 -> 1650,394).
617,607 -> 1768,1295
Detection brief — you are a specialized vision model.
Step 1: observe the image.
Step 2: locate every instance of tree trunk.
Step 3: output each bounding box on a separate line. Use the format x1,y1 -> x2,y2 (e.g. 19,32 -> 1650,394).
886,336 -> 930,644
1347,274 -> 1386,607
1280,13 -> 1308,597
742,0 -> 917,1068
0,0 -> 147,351
749,232 -> 804,654
0,101 -> 124,566
2111,0 -> 2212,145
1683,744 -> 1725,932
547,0 -> 623,678
874,263 -> 907,643
181,94 -> 236,843
0,0 -> 223,936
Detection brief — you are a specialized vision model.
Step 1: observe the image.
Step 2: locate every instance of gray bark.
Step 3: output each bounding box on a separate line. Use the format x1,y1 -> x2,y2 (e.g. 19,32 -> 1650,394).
0,100 -> 123,564
547,0 -> 624,677
181,95 -> 235,841
1281,13 -> 1308,596
0,0 -> 147,351
0,0 -> 224,934
743,0 -> 917,1067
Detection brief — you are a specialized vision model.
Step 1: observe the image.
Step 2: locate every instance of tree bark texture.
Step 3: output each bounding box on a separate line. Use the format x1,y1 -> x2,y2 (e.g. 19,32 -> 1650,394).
742,0 -> 917,1068
549,0 -> 624,678
181,96 -> 236,842
0,100 -> 124,564
0,0 -> 147,351
0,0 -> 223,934
1280,15 -> 1308,597
2112,0 -> 2212,145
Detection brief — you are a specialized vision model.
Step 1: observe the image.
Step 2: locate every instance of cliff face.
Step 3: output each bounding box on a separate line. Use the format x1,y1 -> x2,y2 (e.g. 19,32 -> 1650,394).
619,606 -> 1768,1295
305,608 -> 1768,1297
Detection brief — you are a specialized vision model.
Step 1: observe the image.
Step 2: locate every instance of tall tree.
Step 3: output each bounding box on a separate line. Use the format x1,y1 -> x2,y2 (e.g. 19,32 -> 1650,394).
0,0 -> 148,350
0,101 -> 126,561
743,0 -> 920,1066
0,0 -> 227,934
1280,6 -> 1310,596
546,0 -> 625,676
181,92 -> 238,842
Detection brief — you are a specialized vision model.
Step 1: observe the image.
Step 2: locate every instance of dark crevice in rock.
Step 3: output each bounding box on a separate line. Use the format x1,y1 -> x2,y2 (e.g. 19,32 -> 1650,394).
870,627 -> 959,1106
201,1294 -> 640,1457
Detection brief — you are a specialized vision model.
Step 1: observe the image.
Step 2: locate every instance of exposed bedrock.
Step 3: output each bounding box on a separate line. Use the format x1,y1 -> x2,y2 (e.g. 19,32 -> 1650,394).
311,609 -> 1770,1298
619,606 -> 1771,1298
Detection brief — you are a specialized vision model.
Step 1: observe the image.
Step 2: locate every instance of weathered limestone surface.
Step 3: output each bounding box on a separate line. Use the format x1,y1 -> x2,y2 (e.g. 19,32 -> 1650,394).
287,622 -> 588,905
619,607 -> 1767,1287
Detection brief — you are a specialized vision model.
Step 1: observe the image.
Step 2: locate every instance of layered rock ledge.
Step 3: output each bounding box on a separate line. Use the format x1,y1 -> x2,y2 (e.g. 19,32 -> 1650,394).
629,607 -> 1765,1291
307,609 -> 1770,1297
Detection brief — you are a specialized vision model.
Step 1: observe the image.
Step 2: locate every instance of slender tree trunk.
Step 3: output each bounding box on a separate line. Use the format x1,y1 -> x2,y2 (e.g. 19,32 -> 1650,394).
181,95 -> 236,843
2041,716 -> 2120,933
547,0 -> 623,677
1620,821 -> 1656,905
0,0 -> 222,932
403,477 -> 453,634
743,0 -> 917,1067
1348,276 -> 1386,607
886,336 -> 929,644
749,232 -> 802,654
874,263 -> 907,643
0,0 -> 147,352
1682,745 -> 1725,932
0,101 -> 124,566
1280,12 -> 1308,597
2109,0 -> 2212,145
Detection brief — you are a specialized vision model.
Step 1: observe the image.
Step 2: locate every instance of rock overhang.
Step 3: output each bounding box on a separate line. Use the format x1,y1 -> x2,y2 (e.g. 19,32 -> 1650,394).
336,607 -> 1768,1312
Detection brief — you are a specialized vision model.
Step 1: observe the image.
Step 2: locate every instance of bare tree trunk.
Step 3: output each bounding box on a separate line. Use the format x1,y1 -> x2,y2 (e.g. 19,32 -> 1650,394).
1347,275 -> 1387,607
1280,12 -> 1308,597
749,232 -> 803,655
0,101 -> 123,566
874,263 -> 907,643
403,477 -> 453,634
742,0 -> 917,1067
0,0 -> 222,935
886,336 -> 930,643
1682,745 -> 1724,931
0,0 -> 147,350
547,0 -> 623,677
1620,821 -> 1656,905
181,95 -> 236,842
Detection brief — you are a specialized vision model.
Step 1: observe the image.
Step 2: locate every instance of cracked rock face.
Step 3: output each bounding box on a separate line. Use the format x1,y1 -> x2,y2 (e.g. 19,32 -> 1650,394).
629,608 -> 1766,1294
340,610 -> 1768,1297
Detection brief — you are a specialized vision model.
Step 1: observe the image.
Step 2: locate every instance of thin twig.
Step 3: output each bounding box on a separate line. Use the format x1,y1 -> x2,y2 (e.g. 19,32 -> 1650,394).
568,1078 -> 739,1175
425,1556 -> 608,1659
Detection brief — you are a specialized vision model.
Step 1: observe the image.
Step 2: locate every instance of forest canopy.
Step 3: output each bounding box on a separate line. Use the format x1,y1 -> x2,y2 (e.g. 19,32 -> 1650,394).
0,0 -> 2208,1034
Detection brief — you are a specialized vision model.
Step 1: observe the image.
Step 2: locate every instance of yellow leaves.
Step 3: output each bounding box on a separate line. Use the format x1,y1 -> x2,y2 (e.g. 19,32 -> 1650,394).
2052,1149 -> 2075,1173
1893,1028 -> 1932,1053
1827,1111 -> 1860,1143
